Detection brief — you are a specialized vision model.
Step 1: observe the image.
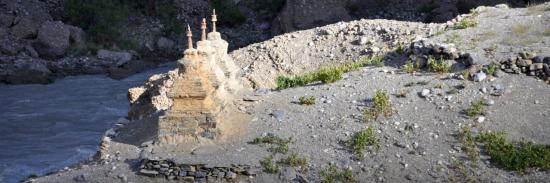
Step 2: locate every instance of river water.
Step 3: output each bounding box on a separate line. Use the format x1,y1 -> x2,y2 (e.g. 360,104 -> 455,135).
0,65 -> 171,183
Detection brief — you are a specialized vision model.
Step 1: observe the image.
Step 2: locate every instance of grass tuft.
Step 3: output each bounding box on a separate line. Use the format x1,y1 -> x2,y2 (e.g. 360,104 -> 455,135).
363,90 -> 392,122
320,164 -> 356,183
299,96 -> 316,105
278,153 -> 308,168
276,56 -> 381,90
466,100 -> 485,117
453,17 -> 478,30
347,126 -> 380,159
260,155 -> 279,174
476,132 -> 550,172
484,63 -> 499,76
428,57 -> 451,73
458,126 -> 480,162
403,60 -> 420,74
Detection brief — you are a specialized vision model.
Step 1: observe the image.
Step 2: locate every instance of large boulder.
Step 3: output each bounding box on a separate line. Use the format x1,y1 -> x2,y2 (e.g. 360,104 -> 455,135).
10,16 -> 40,39
272,0 -> 352,34
34,21 -> 71,59
1,57 -> 53,84
97,50 -> 133,66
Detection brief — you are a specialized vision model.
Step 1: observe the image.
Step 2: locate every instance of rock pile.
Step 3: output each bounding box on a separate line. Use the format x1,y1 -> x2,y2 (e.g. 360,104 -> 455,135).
500,53 -> 550,84
139,159 -> 255,181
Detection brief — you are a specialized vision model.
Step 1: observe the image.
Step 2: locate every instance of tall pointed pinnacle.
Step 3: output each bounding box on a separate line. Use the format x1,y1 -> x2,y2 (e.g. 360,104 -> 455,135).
211,9 -> 217,33
201,18 -> 207,41
187,24 -> 193,49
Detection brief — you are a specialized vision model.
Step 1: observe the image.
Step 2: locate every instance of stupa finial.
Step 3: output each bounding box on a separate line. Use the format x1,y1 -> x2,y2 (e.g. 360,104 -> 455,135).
201,18 -> 207,41
187,24 -> 193,49
211,9 -> 217,32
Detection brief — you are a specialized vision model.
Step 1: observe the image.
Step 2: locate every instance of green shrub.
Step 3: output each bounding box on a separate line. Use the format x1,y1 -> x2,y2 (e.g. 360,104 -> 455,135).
246,0 -> 285,13
477,132 -> 550,171
403,60 -> 419,74
299,96 -> 316,105
276,57 -> 378,90
453,17 -> 478,29
260,155 -> 279,173
484,63 -> 499,76
320,164 -> 356,183
466,100 -> 485,117
371,56 -> 385,67
428,57 -> 451,73
458,126 -> 480,162
418,1 -> 438,13
278,153 -> 308,167
64,0 -> 132,44
347,126 -> 380,159
363,90 -> 392,122
211,0 -> 246,26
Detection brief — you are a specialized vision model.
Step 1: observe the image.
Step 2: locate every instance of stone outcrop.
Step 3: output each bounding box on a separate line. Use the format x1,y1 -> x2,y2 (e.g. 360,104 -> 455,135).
34,21 -> 71,59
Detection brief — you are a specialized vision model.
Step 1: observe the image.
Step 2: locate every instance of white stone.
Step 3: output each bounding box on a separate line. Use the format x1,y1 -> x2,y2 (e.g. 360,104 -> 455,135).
477,116 -> 486,123
420,89 -> 430,97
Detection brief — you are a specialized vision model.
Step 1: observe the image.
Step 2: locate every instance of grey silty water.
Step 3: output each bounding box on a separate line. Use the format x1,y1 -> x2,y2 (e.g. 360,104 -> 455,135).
0,64 -> 172,183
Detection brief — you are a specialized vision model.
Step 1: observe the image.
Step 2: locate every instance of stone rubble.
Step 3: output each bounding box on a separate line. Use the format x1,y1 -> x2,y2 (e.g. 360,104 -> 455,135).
139,159 -> 256,181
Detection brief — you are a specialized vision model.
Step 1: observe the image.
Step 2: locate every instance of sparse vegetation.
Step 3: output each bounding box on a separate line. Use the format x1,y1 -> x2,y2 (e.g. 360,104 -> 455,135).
211,0 -> 246,26
476,131 -> 550,172
511,24 -> 529,35
466,100 -> 485,117
362,90 -> 392,122
484,63 -> 499,76
458,126 -> 480,162
427,57 -> 451,73
250,135 -> 291,155
63,0 -> 183,51
460,70 -> 471,81
418,1 -> 438,13
347,126 -> 380,159
260,155 -> 280,173
403,60 -> 420,74
371,56 -> 385,67
395,42 -> 407,54
299,96 -> 316,105
453,17 -> 478,29
320,164 -> 356,183
276,56 -> 382,90
278,153 -> 308,168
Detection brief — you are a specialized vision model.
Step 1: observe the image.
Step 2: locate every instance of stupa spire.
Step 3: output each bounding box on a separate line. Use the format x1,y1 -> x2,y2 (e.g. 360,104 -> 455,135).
186,24 -> 193,49
211,9 -> 217,32
201,18 -> 207,41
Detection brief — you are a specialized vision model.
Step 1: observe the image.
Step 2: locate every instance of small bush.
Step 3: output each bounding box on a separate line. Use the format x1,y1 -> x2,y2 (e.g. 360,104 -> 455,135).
395,42 -> 407,54
418,1 -> 438,13
363,90 -> 392,122
466,100 -> 485,117
484,63 -> 499,76
260,155 -> 279,173
428,57 -> 451,73
458,126 -> 480,162
250,135 -> 290,145
320,164 -> 356,183
403,60 -> 420,74
347,126 -> 380,159
211,0 -> 246,26
278,153 -> 308,167
299,96 -> 316,105
453,17 -> 478,29
476,132 -> 550,171
316,68 -> 343,84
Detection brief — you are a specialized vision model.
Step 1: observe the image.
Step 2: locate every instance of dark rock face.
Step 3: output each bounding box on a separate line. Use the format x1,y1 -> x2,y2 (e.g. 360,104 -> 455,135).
272,0 -> 352,34
34,21 -> 71,59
